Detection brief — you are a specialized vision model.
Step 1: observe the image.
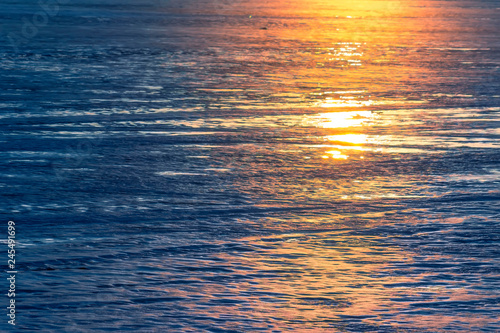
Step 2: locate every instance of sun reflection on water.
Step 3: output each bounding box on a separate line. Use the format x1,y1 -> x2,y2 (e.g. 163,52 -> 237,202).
315,98 -> 374,108
323,150 -> 349,159
151,1 -> 498,331
305,110 -> 375,128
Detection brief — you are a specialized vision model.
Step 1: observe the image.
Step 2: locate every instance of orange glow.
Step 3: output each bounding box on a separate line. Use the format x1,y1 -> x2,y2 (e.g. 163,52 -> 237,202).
172,1 -> 493,331
325,150 -> 348,159
305,110 -> 375,128
327,133 -> 369,145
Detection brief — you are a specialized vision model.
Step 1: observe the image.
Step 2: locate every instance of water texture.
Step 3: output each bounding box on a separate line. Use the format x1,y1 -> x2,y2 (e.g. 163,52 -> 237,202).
0,0 -> 499,331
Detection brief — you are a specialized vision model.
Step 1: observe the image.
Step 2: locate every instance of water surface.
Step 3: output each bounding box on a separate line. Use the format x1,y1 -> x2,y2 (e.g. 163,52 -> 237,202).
0,0 -> 499,331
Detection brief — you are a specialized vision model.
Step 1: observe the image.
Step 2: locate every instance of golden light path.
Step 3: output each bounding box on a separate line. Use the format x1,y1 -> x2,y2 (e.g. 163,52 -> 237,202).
150,1 -> 497,331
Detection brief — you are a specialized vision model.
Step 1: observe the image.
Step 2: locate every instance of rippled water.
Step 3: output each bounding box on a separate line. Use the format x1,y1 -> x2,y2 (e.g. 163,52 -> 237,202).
1,0 -> 499,331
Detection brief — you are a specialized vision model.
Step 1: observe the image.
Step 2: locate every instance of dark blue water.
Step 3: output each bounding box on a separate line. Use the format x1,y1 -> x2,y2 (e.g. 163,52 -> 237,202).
1,0 -> 499,331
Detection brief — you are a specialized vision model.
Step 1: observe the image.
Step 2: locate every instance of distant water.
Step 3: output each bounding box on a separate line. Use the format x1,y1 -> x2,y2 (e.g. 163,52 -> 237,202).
1,0 -> 499,331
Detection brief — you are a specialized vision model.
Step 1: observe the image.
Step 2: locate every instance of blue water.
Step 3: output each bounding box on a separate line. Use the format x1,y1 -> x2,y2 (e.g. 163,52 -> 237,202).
1,0 -> 499,331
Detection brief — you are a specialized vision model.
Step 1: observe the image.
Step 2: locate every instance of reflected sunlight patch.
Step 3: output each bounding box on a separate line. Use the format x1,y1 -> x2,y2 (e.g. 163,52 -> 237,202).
327,134 -> 371,145
324,150 -> 349,159
315,97 -> 374,108
305,110 -> 375,128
